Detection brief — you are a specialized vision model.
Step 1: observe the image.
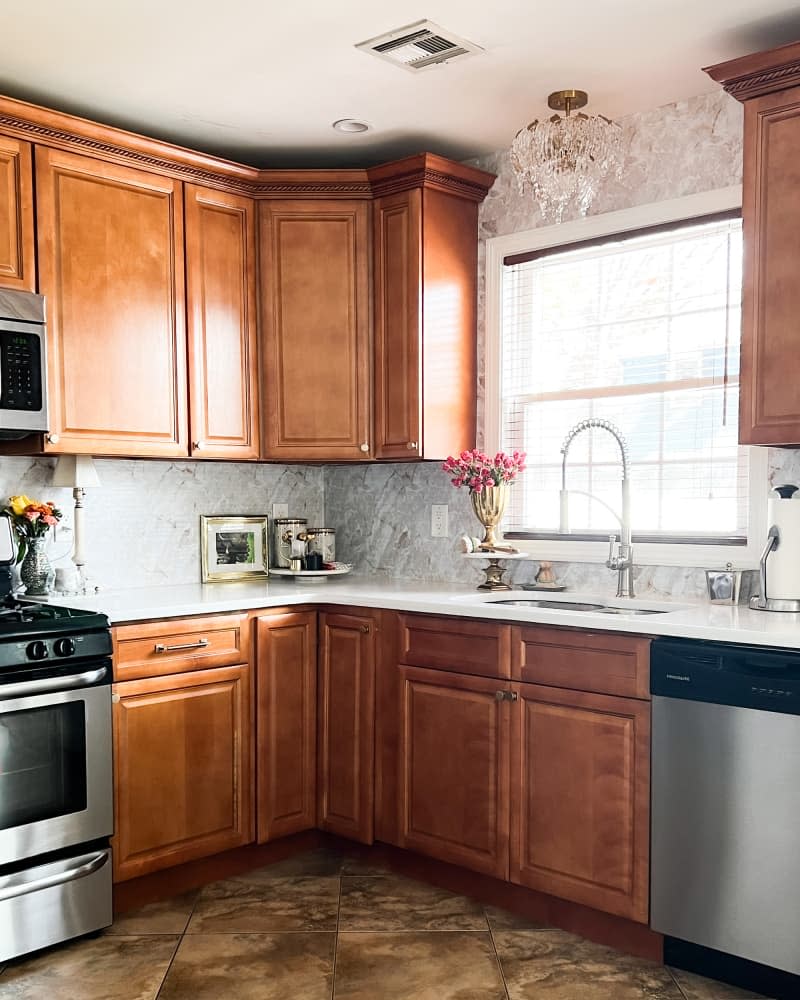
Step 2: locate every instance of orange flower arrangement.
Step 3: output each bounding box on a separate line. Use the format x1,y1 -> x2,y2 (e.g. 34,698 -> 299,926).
2,495 -> 63,562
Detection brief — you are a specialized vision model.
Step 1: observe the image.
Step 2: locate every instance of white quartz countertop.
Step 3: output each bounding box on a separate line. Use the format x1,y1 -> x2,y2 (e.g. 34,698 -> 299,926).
45,575 -> 800,649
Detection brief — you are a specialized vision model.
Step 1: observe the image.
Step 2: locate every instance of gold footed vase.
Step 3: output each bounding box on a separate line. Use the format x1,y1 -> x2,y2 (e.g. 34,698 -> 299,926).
469,484 -> 511,591
470,483 -> 509,548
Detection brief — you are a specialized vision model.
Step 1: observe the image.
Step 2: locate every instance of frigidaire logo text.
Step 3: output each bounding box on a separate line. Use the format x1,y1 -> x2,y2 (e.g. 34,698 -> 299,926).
666,673 -> 691,682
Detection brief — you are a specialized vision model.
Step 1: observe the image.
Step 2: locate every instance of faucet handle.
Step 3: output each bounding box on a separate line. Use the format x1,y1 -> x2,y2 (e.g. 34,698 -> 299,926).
606,534 -> 618,568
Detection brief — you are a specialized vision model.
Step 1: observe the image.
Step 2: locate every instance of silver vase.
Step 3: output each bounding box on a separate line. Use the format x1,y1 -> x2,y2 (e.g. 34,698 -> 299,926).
20,536 -> 53,596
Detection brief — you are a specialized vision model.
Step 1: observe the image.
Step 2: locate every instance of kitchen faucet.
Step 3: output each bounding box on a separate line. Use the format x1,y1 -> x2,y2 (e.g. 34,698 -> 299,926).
559,418 -> 634,599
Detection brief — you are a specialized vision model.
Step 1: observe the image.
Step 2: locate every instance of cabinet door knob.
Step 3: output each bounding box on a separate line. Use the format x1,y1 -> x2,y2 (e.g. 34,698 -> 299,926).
495,690 -> 518,703
192,441 -> 202,450
407,441 -> 418,450
360,442 -> 370,453
360,624 -> 371,634
46,433 -> 60,445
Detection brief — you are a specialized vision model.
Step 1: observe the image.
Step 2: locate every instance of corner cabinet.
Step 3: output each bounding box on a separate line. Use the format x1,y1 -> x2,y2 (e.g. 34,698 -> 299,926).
255,611 -> 318,842
317,611 -> 376,844
259,200 -> 372,460
0,135 -> 34,290
185,184 -> 260,459
369,155 -> 494,460
706,42 -> 800,445
35,146 -> 188,457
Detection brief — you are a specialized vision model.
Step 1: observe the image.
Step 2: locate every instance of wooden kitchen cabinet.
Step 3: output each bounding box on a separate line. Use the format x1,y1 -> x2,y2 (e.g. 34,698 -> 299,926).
0,134 -> 34,290
259,200 -> 371,460
706,43 -> 800,445
35,146 -> 187,456
185,184 -> 259,459
395,664 -> 511,879
111,662 -> 253,881
255,611 -> 317,842
510,682 -> 650,923
317,611 -> 376,844
369,155 -> 494,460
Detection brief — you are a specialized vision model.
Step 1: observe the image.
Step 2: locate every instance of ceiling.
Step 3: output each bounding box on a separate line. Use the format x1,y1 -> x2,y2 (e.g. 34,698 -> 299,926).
2,2 -> 799,168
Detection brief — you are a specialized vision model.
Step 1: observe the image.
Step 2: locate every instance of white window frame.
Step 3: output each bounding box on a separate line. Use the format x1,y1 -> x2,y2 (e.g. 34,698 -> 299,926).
484,186 -> 768,569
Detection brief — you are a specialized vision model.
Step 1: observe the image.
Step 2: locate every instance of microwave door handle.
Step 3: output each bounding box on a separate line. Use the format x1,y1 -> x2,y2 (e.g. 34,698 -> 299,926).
0,665 -> 107,700
0,850 -> 108,902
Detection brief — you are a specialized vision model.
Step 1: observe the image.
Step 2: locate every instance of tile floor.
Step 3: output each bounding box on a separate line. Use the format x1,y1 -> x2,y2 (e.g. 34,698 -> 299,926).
0,848 -> 769,999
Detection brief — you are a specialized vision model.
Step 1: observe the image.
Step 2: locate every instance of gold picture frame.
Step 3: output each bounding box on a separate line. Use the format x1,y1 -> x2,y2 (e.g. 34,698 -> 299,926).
200,515 -> 269,583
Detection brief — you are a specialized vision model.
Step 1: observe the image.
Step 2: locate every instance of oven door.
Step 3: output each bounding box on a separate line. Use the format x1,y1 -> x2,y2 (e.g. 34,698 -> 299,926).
0,664 -> 112,864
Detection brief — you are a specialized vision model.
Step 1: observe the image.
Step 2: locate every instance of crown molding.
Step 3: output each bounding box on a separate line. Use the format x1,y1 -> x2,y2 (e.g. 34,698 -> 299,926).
0,95 -> 494,202
704,41 -> 800,102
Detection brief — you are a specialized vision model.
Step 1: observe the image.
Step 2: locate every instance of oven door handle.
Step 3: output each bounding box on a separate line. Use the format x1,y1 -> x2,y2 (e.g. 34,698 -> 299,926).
0,850 -> 108,902
0,664 -> 107,700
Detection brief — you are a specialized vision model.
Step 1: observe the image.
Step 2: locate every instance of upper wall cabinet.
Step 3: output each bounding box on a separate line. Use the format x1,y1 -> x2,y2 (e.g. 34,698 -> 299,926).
259,200 -> 371,461
0,135 -> 34,291
185,184 -> 259,460
707,42 -> 800,446
35,147 -> 188,457
369,155 -> 494,461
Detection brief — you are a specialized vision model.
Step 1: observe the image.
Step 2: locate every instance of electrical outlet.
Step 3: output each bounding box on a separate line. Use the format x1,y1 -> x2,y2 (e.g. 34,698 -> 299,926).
272,502 -> 289,520
431,504 -> 449,538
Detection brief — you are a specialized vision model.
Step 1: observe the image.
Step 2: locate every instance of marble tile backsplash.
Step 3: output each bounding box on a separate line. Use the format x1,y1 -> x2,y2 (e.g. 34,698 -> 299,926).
0,456 -> 324,591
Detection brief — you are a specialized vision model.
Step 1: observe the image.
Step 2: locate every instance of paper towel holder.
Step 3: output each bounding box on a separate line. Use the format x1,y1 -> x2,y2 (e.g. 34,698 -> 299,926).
751,484 -> 800,611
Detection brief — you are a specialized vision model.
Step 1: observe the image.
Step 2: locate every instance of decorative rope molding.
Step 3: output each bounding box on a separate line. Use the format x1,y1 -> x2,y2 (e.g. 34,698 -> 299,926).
722,63 -> 800,101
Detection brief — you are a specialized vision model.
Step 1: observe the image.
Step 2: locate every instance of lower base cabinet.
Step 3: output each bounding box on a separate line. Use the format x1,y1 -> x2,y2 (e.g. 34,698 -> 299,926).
112,663 -> 253,882
317,612 -> 376,844
395,665 -> 511,880
510,683 -> 651,923
255,611 -> 317,842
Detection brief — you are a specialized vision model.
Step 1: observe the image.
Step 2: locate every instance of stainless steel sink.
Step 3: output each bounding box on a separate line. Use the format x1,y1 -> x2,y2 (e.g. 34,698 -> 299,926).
491,599 -> 669,615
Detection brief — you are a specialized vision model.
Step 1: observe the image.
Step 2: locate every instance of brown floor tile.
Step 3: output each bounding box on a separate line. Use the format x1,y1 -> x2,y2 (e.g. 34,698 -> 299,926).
334,930 -> 507,1000
244,847 -> 348,879
106,891 -> 199,936
494,928 -> 683,1000
338,874 -> 488,931
157,932 -> 335,1000
340,856 -> 398,876
485,905 -> 549,931
0,934 -> 178,1000
187,876 -> 339,933
669,967 -> 771,999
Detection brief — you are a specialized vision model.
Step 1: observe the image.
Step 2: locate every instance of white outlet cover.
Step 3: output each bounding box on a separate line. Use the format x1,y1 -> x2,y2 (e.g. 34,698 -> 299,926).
431,504 -> 449,537
272,502 -> 289,519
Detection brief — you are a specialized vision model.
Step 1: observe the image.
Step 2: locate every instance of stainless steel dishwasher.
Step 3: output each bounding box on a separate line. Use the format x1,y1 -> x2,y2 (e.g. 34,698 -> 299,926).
651,638 -> 800,985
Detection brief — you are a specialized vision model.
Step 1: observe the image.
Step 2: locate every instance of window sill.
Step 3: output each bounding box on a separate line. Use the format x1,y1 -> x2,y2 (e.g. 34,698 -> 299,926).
505,535 -> 761,570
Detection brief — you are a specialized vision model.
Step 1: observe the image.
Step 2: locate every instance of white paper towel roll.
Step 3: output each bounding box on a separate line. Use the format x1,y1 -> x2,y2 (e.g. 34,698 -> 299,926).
767,495 -> 800,599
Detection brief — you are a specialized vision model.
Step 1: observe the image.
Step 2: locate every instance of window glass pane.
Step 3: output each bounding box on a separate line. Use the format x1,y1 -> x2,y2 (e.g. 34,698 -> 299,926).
501,215 -> 745,540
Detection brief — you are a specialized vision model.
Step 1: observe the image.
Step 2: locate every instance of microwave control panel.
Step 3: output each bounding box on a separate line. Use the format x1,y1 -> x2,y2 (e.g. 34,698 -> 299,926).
0,331 -> 43,411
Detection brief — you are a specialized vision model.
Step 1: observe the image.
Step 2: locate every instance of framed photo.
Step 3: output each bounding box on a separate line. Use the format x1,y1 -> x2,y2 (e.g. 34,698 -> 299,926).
200,515 -> 269,583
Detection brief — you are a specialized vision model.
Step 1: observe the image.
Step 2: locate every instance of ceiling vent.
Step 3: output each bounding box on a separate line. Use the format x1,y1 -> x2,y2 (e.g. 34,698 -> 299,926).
356,20 -> 483,72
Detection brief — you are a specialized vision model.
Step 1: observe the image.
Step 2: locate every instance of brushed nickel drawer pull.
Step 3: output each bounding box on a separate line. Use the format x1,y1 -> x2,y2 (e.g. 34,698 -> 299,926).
360,624 -> 370,634
495,690 -> 518,702
154,638 -> 210,654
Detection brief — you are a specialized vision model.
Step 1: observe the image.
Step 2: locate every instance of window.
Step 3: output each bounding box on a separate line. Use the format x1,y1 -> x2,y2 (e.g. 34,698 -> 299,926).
484,188 -> 766,567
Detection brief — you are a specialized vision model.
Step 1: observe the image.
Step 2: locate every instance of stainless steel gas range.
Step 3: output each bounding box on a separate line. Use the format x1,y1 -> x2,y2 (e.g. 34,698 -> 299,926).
0,523 -> 113,961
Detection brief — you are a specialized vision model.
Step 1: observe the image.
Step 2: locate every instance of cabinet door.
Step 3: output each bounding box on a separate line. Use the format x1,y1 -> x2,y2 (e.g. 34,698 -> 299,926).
259,201 -> 371,460
0,135 -> 34,290
510,683 -> 650,923
739,86 -> 800,444
112,663 -> 253,882
256,612 -> 317,842
35,146 -> 187,456
318,612 -> 375,843
397,665 -> 510,879
373,189 -> 422,459
185,184 -> 259,459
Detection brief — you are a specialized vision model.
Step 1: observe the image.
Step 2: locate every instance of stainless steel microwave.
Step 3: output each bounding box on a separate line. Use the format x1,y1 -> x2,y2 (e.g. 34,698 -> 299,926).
0,289 -> 48,439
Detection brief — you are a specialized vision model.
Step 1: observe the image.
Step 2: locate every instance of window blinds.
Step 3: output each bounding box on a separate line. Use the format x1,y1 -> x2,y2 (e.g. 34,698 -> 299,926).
500,215 -> 745,541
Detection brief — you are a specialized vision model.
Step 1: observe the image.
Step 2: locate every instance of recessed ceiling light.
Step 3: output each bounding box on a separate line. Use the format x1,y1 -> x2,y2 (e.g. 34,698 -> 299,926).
332,119 -> 371,134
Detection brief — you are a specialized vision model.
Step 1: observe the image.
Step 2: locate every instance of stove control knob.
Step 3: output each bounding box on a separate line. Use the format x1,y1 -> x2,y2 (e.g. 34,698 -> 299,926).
26,640 -> 49,660
54,637 -> 76,657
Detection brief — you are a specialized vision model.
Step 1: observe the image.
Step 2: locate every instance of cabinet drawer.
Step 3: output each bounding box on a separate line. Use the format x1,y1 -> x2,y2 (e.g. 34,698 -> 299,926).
511,626 -> 650,699
113,614 -> 249,681
397,613 -> 510,679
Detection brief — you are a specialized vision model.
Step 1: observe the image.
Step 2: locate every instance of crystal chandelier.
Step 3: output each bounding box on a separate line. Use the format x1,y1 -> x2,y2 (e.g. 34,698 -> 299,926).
510,89 -> 623,223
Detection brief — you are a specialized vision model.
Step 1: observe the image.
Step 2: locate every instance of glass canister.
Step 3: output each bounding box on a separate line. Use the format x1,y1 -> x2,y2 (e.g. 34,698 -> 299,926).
272,518 -> 307,568
306,528 -> 336,564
